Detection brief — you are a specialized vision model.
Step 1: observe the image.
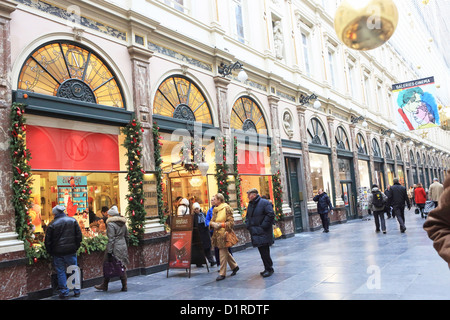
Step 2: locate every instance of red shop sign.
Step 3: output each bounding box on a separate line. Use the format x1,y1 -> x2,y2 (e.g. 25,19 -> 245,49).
27,125 -> 120,171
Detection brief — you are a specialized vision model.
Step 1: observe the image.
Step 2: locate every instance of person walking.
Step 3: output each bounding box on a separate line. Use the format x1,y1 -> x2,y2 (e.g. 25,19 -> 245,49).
95,206 -> 129,292
424,171 -> 450,265
414,183 -> 427,219
429,177 -> 444,208
192,202 -> 216,267
44,205 -> 83,299
210,193 -> 239,281
368,184 -> 388,234
388,178 -> 411,233
385,185 -> 392,218
313,188 -> 334,233
245,188 -> 276,278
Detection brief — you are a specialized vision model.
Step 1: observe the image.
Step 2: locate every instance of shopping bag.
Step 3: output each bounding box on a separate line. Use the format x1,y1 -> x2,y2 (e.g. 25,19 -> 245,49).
273,226 -> 282,239
103,256 -> 125,278
424,201 -> 435,214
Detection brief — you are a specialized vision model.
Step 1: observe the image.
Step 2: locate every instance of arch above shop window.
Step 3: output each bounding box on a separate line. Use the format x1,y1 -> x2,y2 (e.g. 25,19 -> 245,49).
335,126 -> 350,150
410,151 -> 415,164
395,146 -> 402,161
153,75 -> 212,125
416,152 -> 422,165
372,138 -> 382,157
385,142 -> 393,160
230,96 -> 268,134
356,133 -> 367,155
307,117 -> 328,146
18,41 -> 125,109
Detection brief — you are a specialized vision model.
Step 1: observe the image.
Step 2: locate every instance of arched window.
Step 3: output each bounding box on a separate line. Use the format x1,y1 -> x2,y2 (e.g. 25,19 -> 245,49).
371,138 -> 381,157
410,151 -> 415,164
153,75 -> 212,124
416,152 -> 421,165
307,118 -> 328,146
385,142 -> 393,160
18,41 -> 125,108
230,96 -> 267,134
335,126 -> 350,150
395,146 -> 402,161
356,133 -> 367,155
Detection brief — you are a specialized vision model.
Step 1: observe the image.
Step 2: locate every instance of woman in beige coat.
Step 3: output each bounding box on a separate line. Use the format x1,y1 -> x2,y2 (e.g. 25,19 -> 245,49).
210,193 -> 239,281
95,206 -> 129,292
424,171 -> 450,266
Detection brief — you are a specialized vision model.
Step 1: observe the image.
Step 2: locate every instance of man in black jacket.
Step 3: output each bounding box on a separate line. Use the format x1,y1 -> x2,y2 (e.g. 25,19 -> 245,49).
313,189 -> 334,233
388,178 -> 411,233
45,205 -> 83,298
245,188 -> 275,277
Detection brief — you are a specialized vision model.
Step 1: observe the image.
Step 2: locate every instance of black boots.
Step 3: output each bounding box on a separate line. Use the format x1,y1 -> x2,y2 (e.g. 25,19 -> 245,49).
94,274 -> 127,292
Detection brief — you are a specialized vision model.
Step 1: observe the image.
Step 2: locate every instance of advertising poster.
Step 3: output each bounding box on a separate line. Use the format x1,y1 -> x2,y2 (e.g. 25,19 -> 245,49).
392,76 -> 440,132
167,215 -> 194,277
168,231 -> 192,269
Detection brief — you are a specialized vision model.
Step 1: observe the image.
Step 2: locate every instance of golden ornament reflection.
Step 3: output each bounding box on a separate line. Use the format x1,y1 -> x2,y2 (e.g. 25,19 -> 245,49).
334,0 -> 399,51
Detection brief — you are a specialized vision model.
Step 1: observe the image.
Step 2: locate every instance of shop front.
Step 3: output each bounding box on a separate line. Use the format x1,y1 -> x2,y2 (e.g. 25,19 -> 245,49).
356,133 -> 371,216
14,40 -> 133,248
336,126 -> 356,219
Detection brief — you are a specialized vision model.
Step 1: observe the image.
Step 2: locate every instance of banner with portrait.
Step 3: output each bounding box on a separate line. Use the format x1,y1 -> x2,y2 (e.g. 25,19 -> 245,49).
392,76 -> 440,132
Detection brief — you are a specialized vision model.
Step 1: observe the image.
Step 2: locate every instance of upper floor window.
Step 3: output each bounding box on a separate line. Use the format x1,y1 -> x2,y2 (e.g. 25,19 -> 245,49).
301,32 -> 311,76
163,0 -> 189,14
328,49 -> 337,87
18,41 -> 125,108
233,0 -> 245,43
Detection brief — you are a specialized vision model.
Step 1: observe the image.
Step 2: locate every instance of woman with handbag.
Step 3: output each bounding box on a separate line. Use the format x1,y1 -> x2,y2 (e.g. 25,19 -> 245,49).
414,183 -> 427,219
95,206 -> 129,292
209,193 -> 239,281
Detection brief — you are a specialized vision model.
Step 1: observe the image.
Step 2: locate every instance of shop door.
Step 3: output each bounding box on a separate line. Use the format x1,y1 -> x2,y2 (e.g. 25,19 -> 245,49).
285,158 -> 303,233
341,182 -> 356,220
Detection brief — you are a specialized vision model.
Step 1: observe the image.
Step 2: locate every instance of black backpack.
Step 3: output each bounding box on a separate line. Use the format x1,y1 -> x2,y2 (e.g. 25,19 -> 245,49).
372,191 -> 385,208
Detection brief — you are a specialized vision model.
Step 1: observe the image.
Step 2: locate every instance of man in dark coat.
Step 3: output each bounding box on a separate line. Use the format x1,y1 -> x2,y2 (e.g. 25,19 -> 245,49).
388,178 -> 411,233
45,205 -> 82,299
313,189 -> 334,233
245,188 -> 275,277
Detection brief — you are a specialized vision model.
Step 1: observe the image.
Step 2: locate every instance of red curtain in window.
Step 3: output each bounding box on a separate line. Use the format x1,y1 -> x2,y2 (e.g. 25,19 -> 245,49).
237,148 -> 266,174
27,125 -> 120,171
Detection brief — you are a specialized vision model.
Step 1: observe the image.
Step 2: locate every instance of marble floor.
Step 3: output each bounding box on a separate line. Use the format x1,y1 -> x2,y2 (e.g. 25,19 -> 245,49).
45,207 -> 450,301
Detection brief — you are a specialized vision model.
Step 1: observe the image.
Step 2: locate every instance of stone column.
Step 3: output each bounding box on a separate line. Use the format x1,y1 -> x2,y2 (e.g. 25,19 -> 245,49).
0,1 -> 29,300
296,105 -> 314,211
349,123 -> 362,217
128,45 -> 164,234
327,115 -> 344,205
128,45 -> 154,172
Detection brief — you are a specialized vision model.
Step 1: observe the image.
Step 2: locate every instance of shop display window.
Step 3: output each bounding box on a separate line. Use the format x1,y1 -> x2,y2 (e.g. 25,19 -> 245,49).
29,171 -> 127,240
310,153 -> 334,201
358,160 -> 371,189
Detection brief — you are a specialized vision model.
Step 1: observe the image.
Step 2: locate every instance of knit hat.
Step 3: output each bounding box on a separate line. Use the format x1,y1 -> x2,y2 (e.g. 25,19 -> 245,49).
107,205 -> 120,216
192,202 -> 200,210
52,205 -> 65,215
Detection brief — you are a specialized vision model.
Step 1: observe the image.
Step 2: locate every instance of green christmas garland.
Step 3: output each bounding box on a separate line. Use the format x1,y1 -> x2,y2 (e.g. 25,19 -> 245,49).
214,137 -> 230,203
122,118 -> 146,246
272,169 -> 283,221
9,102 -> 40,263
152,121 -> 165,224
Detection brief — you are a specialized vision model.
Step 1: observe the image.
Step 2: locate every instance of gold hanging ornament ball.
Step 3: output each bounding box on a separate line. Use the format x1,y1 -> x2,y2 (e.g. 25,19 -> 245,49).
334,0 -> 399,51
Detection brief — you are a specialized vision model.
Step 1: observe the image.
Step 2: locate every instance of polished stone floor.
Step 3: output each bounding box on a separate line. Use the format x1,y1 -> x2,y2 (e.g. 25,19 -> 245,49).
46,208 -> 450,300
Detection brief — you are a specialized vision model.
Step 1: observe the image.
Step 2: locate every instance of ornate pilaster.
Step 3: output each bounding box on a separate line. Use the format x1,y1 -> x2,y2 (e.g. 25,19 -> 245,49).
128,45 -> 155,172
297,105 -> 313,205
349,123 -> 362,217
327,115 -> 343,206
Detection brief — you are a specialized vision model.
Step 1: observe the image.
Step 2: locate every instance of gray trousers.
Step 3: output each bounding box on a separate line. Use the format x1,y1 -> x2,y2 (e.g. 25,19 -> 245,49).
373,210 -> 386,232
393,206 -> 406,231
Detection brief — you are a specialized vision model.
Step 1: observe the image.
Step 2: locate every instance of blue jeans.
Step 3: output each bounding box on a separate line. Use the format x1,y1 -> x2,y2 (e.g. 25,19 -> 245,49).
53,254 -> 81,297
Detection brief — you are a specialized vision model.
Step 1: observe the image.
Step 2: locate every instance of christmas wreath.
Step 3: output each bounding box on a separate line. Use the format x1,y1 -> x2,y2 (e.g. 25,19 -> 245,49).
180,138 -> 204,173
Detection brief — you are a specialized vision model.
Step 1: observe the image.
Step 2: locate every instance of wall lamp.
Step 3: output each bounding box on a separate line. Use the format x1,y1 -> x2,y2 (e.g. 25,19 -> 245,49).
218,61 -> 248,82
351,115 -> 368,128
299,93 -> 321,109
381,128 -> 395,138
